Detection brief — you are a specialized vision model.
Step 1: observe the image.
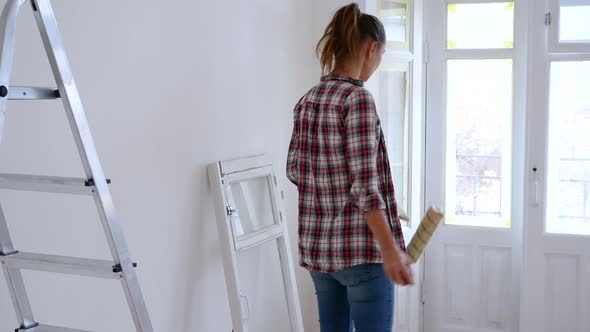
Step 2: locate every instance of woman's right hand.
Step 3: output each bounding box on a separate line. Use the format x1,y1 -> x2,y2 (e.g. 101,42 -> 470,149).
364,209 -> 415,286
382,249 -> 414,286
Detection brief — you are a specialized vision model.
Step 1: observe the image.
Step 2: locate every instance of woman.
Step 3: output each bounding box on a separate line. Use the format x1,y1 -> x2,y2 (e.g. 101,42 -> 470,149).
286,3 -> 413,331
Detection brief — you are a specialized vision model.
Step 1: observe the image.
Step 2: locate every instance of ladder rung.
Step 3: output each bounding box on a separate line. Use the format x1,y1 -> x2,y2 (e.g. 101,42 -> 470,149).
8,86 -> 60,100
16,324 -> 90,332
0,174 -> 100,195
1,252 -> 120,280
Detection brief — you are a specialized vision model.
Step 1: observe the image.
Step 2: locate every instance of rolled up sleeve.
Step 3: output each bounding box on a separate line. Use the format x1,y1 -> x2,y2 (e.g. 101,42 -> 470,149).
286,111 -> 300,186
344,89 -> 386,212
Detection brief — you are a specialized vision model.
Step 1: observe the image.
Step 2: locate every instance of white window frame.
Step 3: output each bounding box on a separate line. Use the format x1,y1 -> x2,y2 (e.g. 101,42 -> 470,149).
547,0 -> 590,53
374,61 -> 412,222
442,0 -> 515,228
368,0 -> 417,228
208,154 -> 303,332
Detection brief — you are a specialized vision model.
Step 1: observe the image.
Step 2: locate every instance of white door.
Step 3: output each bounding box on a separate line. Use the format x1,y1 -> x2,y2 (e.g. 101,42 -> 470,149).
423,1 -> 527,331
521,0 -> 590,331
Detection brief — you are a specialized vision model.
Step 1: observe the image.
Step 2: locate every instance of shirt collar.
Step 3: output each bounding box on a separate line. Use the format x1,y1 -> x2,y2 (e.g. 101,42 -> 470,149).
321,75 -> 364,87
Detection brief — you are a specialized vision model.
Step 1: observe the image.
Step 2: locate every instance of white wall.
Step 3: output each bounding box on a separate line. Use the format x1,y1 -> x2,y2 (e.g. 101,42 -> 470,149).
0,0 -> 315,331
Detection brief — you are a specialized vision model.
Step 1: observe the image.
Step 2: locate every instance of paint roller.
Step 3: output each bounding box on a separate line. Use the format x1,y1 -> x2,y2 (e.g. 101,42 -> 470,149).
400,206 -> 444,264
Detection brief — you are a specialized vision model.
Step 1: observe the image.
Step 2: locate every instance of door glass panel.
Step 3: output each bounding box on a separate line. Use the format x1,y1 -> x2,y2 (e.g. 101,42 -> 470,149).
446,59 -> 513,227
559,0 -> 590,43
447,2 -> 514,49
378,67 -> 410,224
378,0 -> 408,45
229,176 -> 276,239
237,239 -> 292,331
547,61 -> 590,235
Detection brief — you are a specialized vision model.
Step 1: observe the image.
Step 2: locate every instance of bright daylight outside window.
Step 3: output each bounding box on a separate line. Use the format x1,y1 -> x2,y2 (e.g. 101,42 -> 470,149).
378,64 -> 410,219
546,61 -> 590,235
447,2 -> 514,49
378,0 -> 409,49
559,0 -> 590,43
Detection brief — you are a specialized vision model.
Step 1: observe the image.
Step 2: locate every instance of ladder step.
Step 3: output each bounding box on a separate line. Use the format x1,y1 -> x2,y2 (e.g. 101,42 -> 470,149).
8,86 -> 60,100
16,324 -> 90,332
0,174 -> 109,195
1,252 -> 120,279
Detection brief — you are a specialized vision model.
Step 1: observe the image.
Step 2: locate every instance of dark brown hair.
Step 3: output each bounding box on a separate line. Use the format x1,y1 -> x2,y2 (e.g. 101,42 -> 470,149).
316,3 -> 386,75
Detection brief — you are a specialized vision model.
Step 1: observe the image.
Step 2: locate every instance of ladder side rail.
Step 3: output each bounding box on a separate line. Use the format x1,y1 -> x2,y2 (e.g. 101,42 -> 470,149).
0,202 -> 16,255
3,267 -> 37,329
31,0 -> 120,262
0,202 -> 36,328
31,1 -> 154,330
0,0 -> 26,143
0,2 -> 37,329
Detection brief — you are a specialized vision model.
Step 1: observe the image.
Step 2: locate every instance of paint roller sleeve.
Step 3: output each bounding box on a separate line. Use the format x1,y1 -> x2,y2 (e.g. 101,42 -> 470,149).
407,207 -> 444,264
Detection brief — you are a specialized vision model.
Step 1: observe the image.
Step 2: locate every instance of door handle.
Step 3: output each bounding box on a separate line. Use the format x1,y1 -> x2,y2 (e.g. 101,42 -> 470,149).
240,292 -> 250,322
533,181 -> 540,207
531,167 -> 540,207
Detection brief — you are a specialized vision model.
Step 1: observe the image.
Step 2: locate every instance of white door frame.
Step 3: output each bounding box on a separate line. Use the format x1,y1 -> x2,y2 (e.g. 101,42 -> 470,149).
422,0 -> 528,330
521,0 -> 590,330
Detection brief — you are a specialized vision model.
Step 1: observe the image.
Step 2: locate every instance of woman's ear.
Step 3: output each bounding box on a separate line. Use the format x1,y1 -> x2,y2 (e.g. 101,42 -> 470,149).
369,40 -> 381,56
362,40 -> 377,60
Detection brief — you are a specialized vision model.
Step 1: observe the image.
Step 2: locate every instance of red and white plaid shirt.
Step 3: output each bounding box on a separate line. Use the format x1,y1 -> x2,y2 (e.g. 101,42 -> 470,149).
287,75 -> 406,273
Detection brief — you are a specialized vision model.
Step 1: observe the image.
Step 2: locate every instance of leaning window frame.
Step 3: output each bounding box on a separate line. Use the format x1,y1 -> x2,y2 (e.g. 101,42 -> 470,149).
208,154 -> 303,332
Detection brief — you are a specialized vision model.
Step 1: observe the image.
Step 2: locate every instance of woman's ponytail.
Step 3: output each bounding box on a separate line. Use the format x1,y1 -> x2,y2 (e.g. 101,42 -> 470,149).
316,3 -> 386,75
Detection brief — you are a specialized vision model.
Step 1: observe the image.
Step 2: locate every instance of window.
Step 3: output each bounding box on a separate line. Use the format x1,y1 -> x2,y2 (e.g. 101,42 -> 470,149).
377,63 -> 410,217
374,0 -> 414,226
229,176 -> 276,239
558,0 -> 590,43
549,0 -> 590,52
447,3 -> 514,49
546,61 -> 590,235
377,0 -> 411,50
446,59 -> 513,227
444,3 -> 514,228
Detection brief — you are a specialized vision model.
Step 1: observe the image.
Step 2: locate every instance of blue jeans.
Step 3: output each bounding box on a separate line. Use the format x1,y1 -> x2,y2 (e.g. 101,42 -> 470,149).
310,263 -> 394,332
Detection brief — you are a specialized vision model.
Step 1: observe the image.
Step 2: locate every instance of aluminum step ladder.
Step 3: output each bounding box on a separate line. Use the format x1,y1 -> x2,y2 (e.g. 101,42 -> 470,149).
0,0 -> 153,331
